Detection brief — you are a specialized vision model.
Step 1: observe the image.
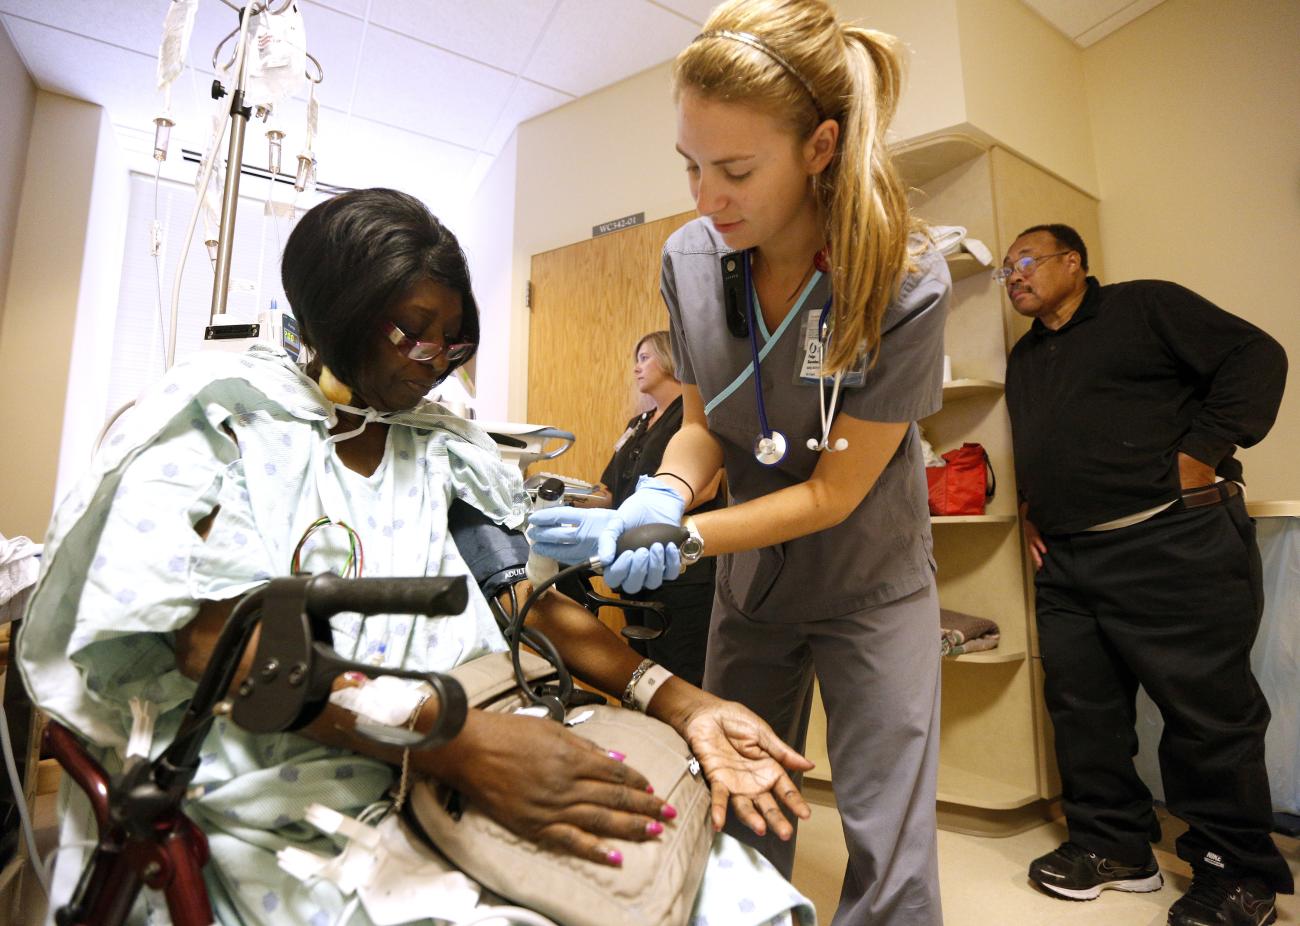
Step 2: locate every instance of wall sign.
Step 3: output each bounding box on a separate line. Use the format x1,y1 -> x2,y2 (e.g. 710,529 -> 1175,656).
592,212 -> 645,237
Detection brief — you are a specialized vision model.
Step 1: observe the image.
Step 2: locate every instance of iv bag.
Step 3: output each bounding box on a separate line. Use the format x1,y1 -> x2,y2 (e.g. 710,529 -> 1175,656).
157,0 -> 199,90
243,3 -> 309,109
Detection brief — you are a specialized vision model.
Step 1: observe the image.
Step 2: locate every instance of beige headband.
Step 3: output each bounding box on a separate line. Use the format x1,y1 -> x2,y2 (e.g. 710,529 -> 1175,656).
692,29 -> 825,121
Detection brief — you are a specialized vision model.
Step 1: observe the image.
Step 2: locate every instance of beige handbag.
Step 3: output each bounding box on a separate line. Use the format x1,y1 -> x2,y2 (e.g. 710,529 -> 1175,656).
405,651 -> 713,926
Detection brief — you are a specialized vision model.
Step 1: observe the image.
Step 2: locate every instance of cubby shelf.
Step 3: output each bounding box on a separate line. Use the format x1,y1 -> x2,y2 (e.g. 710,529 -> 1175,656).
945,251 -> 990,283
892,133 -> 987,188
940,377 -> 1004,401
937,764 -> 1040,811
931,514 -> 1017,524
946,648 -> 1026,664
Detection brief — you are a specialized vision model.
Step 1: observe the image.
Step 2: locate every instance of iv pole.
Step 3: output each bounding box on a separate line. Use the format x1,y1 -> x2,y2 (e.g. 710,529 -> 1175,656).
210,23 -> 252,323
207,0 -> 304,323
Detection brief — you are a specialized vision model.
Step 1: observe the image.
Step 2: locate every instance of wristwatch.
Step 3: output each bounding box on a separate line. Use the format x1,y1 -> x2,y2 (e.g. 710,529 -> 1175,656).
680,516 -> 705,567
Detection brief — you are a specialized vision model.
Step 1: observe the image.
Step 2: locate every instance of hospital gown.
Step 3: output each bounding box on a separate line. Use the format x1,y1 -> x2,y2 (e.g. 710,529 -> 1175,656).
18,345 -> 814,926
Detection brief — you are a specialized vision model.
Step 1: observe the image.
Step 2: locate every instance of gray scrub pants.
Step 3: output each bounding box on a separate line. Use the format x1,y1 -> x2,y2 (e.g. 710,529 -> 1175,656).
704,581 -> 943,926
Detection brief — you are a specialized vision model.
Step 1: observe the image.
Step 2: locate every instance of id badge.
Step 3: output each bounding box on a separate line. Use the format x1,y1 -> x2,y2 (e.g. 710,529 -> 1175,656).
795,310 -> 868,387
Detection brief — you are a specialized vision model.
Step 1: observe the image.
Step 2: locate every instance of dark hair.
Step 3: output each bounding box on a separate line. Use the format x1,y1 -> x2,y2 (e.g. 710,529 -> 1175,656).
1017,223 -> 1089,272
281,188 -> 480,388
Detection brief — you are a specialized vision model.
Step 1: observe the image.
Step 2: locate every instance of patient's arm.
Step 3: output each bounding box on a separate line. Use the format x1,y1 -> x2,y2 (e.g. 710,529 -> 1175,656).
520,583 -> 813,838
174,597 -> 668,867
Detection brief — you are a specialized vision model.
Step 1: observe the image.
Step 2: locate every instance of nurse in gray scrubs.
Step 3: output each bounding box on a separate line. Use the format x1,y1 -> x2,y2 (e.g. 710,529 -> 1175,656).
530,2 -> 950,924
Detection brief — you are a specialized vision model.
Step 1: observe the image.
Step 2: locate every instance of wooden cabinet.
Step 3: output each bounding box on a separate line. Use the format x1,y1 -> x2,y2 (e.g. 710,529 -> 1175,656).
803,133 -> 1101,835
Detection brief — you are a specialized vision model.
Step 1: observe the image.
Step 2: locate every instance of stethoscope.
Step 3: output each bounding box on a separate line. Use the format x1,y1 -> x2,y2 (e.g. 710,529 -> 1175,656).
741,249 -> 848,466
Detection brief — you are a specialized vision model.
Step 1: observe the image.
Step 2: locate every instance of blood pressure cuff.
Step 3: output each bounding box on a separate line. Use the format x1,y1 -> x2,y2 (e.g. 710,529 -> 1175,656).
447,499 -> 529,599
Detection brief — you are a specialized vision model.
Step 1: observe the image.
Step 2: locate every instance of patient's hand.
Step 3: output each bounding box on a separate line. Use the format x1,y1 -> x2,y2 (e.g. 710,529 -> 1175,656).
677,698 -> 814,839
418,710 -> 670,866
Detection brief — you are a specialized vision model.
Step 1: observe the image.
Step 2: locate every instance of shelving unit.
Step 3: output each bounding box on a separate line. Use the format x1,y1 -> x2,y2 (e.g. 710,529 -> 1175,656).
944,251 -> 989,283
804,132 -> 1102,833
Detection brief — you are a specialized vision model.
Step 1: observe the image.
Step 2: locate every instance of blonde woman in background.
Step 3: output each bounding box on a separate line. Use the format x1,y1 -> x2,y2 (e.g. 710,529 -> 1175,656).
531,1 -> 952,923
579,331 -> 720,687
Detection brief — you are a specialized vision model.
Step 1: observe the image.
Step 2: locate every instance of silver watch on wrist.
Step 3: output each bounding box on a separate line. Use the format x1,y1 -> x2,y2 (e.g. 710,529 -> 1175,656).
679,516 -> 704,566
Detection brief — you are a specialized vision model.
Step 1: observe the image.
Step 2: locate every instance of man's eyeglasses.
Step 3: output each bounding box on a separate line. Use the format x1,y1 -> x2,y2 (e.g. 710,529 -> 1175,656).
992,251 -> 1070,285
384,322 -> 476,365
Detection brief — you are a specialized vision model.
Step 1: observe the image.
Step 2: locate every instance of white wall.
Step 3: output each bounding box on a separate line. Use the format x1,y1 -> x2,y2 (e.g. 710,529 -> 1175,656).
0,23 -> 36,338
56,106 -> 129,506
0,93 -> 127,539
1082,0 -> 1299,500
461,132 -> 522,420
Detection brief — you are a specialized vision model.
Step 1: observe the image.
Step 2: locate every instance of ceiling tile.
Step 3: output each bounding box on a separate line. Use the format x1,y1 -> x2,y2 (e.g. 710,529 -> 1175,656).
370,0 -> 558,74
305,0 -> 369,19
480,77 -> 572,155
1073,0 -> 1165,47
647,0 -> 719,26
1019,0 -> 1168,45
1020,0 -> 1135,40
0,0 -> 171,57
349,25 -> 517,150
523,0 -> 696,96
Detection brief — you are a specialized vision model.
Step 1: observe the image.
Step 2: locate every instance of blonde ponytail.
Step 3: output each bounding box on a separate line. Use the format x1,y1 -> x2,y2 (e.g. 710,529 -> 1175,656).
821,27 -> 913,372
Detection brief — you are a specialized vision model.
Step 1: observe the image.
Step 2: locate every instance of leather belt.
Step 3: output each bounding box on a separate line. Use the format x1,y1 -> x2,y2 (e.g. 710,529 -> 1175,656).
1177,480 -> 1240,511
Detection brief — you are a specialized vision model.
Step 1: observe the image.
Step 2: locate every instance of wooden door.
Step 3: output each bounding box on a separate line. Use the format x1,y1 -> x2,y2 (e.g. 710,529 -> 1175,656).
526,210 -> 697,485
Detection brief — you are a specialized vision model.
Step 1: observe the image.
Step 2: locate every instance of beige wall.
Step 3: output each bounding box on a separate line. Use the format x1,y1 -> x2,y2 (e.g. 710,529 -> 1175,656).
0,24 -> 36,338
954,0 -> 1097,196
497,0 -> 966,422
0,93 -> 126,539
486,0 -> 1097,422
1083,0 -> 1299,500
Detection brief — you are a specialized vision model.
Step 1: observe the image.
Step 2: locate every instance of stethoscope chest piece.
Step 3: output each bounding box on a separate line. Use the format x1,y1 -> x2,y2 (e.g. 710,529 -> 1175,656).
754,430 -> 788,466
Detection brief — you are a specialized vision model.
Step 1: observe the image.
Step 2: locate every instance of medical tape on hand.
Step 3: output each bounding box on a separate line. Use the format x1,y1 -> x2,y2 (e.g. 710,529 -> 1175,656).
329,676 -> 432,728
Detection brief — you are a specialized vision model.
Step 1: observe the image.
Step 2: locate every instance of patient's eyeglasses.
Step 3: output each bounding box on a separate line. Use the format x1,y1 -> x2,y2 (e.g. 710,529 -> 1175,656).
384,321 -> 476,365
992,250 -> 1070,285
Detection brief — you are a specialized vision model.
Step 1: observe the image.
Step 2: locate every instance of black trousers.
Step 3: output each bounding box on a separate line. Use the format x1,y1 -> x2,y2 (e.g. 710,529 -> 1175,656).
1035,494 -> 1293,893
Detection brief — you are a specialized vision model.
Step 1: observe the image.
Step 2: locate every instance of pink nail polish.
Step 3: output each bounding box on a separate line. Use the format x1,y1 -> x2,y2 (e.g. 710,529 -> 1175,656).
645,785 -> 655,794
606,849 -> 624,866
607,750 -> 626,762
661,804 -> 678,820
342,671 -> 367,684
646,820 -> 664,836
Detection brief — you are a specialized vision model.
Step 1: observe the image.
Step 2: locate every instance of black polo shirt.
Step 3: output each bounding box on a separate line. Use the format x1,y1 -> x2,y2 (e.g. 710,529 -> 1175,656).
1005,277 -> 1287,535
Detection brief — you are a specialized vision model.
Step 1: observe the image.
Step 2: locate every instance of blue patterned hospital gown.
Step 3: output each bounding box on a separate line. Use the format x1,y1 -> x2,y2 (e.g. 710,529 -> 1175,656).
18,345 -> 814,926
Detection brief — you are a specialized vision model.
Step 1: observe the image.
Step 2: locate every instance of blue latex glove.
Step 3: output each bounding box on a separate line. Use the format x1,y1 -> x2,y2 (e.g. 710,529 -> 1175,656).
606,541 -> 682,593
526,507 -> 624,565
595,476 -> 687,566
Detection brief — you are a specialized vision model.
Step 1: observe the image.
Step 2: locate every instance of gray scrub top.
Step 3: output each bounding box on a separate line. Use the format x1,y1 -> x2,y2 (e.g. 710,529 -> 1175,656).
661,217 -> 950,622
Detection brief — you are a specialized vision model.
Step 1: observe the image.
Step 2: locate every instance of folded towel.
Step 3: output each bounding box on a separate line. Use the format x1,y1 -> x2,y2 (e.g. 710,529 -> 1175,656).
940,608 -> 1000,657
929,225 -> 994,267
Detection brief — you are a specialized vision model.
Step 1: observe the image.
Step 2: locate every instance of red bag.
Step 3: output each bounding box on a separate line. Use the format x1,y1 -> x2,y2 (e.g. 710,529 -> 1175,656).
926,443 -> 995,516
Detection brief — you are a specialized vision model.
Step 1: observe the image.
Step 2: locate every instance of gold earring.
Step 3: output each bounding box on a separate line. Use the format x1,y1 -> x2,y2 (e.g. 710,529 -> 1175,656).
319,365 -> 353,405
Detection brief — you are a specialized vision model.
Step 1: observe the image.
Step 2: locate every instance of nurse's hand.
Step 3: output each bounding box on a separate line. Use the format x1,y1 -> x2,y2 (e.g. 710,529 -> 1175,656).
605,541 -> 682,592
674,696 -> 814,839
527,507 -> 623,565
418,710 -> 670,867
595,476 -> 687,566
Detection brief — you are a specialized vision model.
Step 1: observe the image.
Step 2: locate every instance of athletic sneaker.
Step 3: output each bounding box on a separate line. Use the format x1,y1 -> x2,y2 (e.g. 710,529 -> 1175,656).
1028,841 -> 1164,901
1167,871 -> 1277,926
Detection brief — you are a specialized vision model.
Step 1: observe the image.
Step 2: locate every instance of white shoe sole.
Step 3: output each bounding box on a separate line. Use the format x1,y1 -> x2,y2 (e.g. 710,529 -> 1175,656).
1034,871 -> 1164,901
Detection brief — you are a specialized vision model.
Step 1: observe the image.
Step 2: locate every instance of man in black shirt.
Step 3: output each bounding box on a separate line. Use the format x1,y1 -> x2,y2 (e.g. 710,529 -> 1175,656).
1002,224 -> 1291,926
